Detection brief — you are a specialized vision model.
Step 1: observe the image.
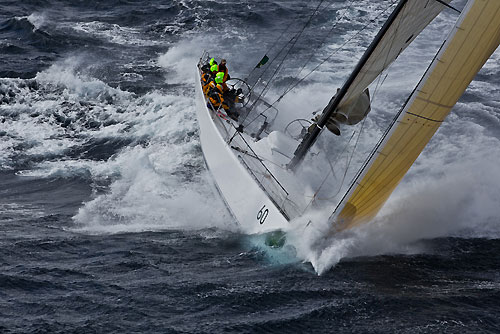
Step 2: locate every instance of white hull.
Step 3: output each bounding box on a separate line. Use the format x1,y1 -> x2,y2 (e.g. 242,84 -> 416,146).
194,67 -> 290,234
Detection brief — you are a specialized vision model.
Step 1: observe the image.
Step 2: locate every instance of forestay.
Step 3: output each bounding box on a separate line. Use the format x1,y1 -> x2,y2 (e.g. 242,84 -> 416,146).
334,0 -> 500,230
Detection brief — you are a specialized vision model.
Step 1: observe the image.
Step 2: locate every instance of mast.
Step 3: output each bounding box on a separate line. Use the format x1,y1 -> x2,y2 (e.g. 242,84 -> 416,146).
287,0 -> 410,171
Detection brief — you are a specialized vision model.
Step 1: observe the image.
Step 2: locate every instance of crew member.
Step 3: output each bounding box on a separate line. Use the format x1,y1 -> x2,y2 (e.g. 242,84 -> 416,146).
218,58 -> 230,82
207,75 -> 226,110
210,64 -> 219,79
201,71 -> 213,95
201,57 -> 217,73
215,72 -> 229,92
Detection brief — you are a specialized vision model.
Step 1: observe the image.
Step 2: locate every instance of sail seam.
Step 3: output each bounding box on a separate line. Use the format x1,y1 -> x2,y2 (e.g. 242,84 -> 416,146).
406,112 -> 443,122
433,0 -> 461,13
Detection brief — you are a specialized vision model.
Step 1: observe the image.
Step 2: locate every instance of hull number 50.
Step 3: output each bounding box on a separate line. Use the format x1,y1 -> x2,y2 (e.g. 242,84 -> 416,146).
257,205 -> 269,224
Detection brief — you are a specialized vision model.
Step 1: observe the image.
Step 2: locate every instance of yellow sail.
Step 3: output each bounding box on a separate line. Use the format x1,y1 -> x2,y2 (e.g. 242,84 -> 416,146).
334,0 -> 500,230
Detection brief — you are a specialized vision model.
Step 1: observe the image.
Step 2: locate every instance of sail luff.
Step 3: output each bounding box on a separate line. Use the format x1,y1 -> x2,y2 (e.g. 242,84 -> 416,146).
333,0 -> 500,231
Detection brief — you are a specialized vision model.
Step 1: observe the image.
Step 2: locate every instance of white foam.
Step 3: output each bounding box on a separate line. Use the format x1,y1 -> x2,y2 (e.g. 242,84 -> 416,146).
80,2 -> 500,270
72,142 -> 235,234
27,13 -> 47,31
0,54 -> 233,235
71,21 -> 160,46
158,36 -> 209,84
273,4 -> 500,274
14,13 -> 47,31
285,105 -> 500,274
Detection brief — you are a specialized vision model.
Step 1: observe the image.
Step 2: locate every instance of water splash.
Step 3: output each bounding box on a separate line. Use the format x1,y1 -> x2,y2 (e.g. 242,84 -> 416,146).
72,143 -> 234,234
0,53 -> 233,234
26,13 -> 47,31
287,152 -> 500,275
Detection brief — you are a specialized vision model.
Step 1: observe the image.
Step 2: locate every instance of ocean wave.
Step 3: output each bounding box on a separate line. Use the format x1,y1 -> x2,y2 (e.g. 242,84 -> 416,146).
71,21 -> 161,46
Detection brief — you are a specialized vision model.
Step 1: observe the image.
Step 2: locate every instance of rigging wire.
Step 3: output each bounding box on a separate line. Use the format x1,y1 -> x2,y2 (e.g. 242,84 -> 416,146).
245,1 -> 324,94
302,68 -> 385,213
230,0 -> 463,219
241,2 -> 399,134
280,0 -> 355,99
328,35 -> 452,222
249,0 -> 333,101
245,22 -> 295,93
302,0 -> 406,211
245,21 -> 294,82
242,0 -> 327,123
263,0 -> 462,110
301,129 -> 357,214
254,0 -> 399,118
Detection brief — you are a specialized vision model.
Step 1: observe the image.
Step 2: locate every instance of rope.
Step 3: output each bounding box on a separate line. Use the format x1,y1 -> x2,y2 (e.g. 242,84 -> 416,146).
245,21 -> 294,82
257,0 -> 399,115
280,0 -> 355,99
301,0 -> 407,210
242,0 -> 327,123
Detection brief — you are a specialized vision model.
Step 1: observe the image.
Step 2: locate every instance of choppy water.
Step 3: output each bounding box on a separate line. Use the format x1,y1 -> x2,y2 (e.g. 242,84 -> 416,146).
1,0 -> 500,332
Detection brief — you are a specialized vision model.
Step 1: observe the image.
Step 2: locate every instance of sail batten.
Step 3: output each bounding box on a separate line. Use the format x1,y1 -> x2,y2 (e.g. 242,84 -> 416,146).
334,0 -> 500,230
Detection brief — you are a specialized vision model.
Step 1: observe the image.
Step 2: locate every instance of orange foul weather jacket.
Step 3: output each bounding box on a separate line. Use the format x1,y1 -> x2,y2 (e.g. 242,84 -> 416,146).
207,82 -> 229,111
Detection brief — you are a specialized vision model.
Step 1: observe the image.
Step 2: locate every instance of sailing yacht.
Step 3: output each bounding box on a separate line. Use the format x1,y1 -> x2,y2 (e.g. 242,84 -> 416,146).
195,0 -> 500,236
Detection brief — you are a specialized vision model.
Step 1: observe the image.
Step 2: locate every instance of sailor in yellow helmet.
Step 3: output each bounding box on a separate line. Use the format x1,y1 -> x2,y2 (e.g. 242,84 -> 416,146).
215,72 -> 229,92
210,63 -> 219,80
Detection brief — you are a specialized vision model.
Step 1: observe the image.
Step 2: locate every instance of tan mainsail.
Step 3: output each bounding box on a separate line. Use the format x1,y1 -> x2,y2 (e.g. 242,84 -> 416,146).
334,0 -> 500,230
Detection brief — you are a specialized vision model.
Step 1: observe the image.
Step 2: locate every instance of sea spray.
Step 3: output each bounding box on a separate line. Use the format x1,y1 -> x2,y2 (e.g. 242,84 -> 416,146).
287,152 -> 500,275
0,55 -> 232,233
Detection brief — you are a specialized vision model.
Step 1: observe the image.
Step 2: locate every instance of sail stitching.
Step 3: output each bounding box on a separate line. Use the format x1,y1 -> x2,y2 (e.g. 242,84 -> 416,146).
288,0 -> 444,170
355,7 -> 484,199
426,0 -> 490,122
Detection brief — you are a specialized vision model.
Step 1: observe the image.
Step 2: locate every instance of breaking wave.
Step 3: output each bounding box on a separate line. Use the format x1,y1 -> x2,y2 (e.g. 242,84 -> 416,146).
1,54 -> 232,234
